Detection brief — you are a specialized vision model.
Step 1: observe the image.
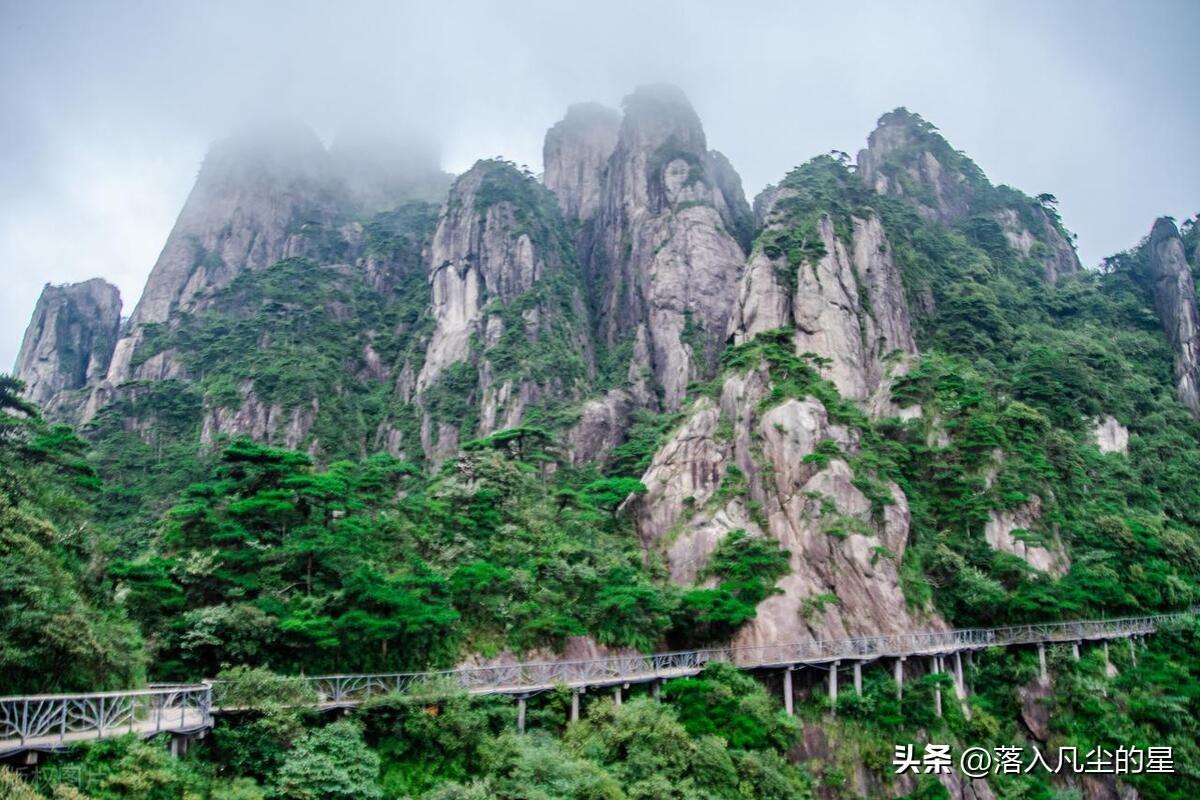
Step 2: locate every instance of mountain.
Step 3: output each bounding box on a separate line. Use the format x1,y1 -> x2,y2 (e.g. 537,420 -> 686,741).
8,86 -> 1200,800
546,85 -> 753,411
13,278 -> 121,415
857,108 -> 1082,283
413,159 -> 593,460
1139,217 -> 1200,415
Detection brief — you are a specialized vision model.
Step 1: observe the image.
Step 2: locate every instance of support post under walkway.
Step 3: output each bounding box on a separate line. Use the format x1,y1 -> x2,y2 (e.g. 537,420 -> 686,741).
829,660 -> 839,715
783,668 -> 794,716
853,662 -> 862,697
933,656 -> 943,718
894,657 -> 905,701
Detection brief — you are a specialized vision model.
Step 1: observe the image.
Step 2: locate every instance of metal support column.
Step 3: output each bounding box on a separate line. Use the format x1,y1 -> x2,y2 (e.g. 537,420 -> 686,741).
895,657 -> 905,701
933,656 -> 943,718
829,661 -> 839,715
517,695 -> 527,734
1038,643 -> 1048,684
570,691 -> 580,723
783,668 -> 794,716
853,662 -> 862,697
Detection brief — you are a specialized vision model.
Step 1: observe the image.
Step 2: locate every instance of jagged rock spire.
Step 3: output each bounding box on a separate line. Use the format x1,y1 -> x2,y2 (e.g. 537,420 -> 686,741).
545,84 -> 751,410
543,103 -> 620,223
416,159 -> 593,461
1144,217 -> 1200,415
14,279 -> 121,412
733,157 -> 917,409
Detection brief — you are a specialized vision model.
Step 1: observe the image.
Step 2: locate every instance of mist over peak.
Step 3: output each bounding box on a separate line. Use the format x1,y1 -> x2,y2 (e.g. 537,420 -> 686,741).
2,0 -> 1198,368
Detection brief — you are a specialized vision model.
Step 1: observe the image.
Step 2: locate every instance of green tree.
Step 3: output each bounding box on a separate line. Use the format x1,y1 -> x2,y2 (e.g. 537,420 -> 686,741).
271,719 -> 382,800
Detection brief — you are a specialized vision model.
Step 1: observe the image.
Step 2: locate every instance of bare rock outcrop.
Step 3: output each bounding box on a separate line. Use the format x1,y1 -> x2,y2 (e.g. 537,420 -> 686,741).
199,382 -> 318,451
1141,218 -> 1200,416
1092,415 -> 1129,454
547,85 -> 750,411
857,108 -> 1081,283
14,279 -> 122,416
634,359 -> 938,646
732,209 -> 917,406
565,389 -> 633,464
983,496 -> 1070,577
542,103 -> 620,223
415,160 -> 592,459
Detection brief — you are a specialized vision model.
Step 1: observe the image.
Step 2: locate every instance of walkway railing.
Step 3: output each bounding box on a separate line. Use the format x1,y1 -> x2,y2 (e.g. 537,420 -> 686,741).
228,611 -> 1187,705
1,610 -> 1190,753
0,685 -> 211,754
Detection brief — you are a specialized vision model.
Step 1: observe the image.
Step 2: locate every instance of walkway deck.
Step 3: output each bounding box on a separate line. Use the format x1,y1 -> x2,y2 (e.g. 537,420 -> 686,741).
1,611 -> 1188,756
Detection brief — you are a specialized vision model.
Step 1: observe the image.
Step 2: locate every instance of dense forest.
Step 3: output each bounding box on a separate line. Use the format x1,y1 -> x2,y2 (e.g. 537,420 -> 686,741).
4,95 -> 1200,799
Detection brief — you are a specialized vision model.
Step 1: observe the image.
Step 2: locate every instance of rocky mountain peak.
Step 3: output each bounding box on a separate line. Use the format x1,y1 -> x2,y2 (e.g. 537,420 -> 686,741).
542,103 -> 620,222
732,157 -> 917,408
856,108 -> 981,223
98,121 -> 344,393
126,119 -> 336,329
416,159 -> 592,459
546,84 -> 748,411
1144,216 -> 1200,415
14,279 -> 122,412
857,108 -> 1081,283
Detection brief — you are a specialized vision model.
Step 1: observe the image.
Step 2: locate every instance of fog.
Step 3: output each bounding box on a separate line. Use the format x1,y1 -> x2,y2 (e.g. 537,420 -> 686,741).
3,0 -> 1198,369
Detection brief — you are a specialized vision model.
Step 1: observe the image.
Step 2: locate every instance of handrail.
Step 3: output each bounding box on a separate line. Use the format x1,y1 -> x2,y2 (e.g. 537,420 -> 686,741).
1,610 -> 1192,752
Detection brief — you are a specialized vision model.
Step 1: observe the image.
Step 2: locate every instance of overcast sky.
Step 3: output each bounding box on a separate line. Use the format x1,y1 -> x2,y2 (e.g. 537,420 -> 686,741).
3,0 -> 1197,369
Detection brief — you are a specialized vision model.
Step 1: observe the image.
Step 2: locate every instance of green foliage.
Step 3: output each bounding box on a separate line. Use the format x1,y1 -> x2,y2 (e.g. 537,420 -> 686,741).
270,719 -> 382,800
663,663 -> 798,750
0,376 -> 143,693
604,409 -> 686,478
677,530 -> 790,645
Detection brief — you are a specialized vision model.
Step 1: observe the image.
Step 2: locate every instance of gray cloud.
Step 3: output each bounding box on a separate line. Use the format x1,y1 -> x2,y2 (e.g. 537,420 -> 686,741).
3,0 -> 1197,369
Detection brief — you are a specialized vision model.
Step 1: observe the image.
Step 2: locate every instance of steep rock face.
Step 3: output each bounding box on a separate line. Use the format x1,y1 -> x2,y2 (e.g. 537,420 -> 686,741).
416,160 -> 593,459
104,122 -> 344,389
634,360 -> 938,646
1141,218 -> 1200,416
732,203 -> 917,406
564,389 -> 633,464
983,496 -> 1070,577
199,382 -> 318,452
1093,415 -> 1130,454
549,85 -> 750,411
857,109 -> 1081,283
14,279 -> 122,413
857,112 -> 975,224
542,103 -> 620,223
